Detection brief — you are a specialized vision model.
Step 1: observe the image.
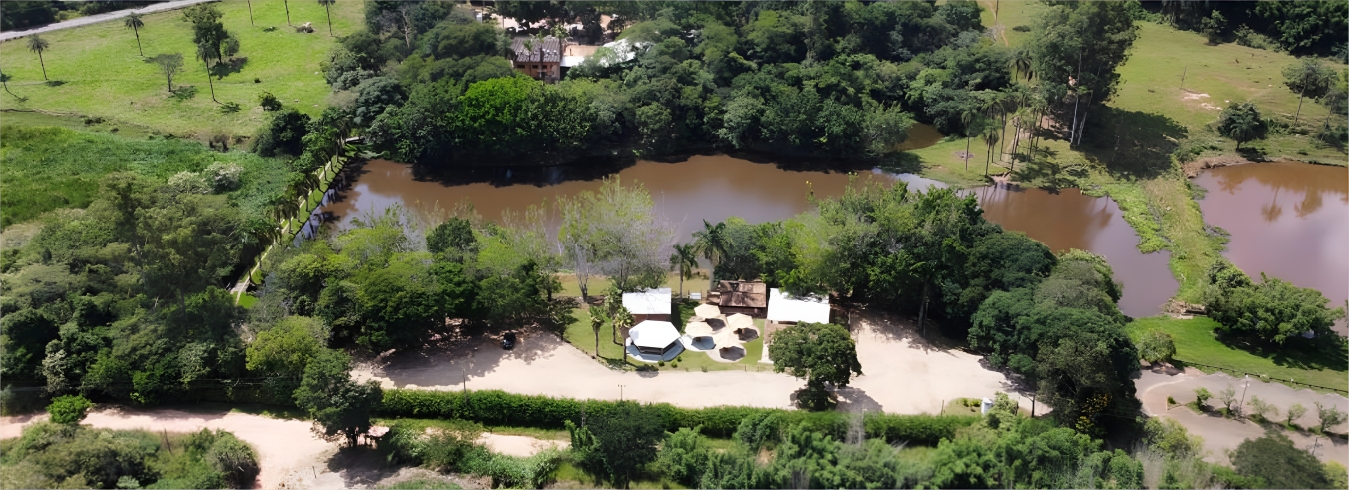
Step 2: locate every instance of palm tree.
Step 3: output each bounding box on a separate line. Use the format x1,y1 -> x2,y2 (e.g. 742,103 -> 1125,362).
27,35 -> 50,81
317,0 -> 335,36
693,220 -> 728,286
124,12 -> 146,57
1010,46 -> 1033,81
669,243 -> 699,298
589,307 -> 607,358
981,126 -> 1001,178
283,0 -> 292,26
0,70 -> 18,99
246,0 -> 255,26
960,108 -> 982,171
195,44 -> 217,102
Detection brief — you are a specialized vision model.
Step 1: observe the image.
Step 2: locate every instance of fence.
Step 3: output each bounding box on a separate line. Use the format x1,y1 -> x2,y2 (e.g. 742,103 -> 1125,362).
1175,358 -> 1349,395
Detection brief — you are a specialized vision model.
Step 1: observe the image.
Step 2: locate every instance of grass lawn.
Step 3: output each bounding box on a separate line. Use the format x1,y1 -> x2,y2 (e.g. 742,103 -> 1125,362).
0,123 -> 292,226
558,270 -> 713,300
563,302 -> 771,373
1126,316 -> 1349,392
0,0 -> 363,139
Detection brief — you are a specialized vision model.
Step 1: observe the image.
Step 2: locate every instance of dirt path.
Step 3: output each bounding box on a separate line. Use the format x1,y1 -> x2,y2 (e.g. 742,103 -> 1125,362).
355,309 -> 1029,415
476,433 -> 568,457
1136,366 -> 1349,465
0,0 -> 219,42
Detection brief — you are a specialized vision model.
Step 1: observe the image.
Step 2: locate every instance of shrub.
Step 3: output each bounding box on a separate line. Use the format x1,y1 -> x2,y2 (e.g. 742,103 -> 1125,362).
47,395 -> 92,424
378,389 -> 979,443
253,109 -> 311,157
203,162 -> 243,193
1314,402 -> 1347,434
258,91 -> 282,111
1136,329 -> 1176,365
1193,387 -> 1212,410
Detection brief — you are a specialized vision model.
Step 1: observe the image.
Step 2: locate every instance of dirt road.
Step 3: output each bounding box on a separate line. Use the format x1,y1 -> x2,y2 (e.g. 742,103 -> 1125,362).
355,309 -> 1029,415
1136,366 -> 1349,465
0,0 -> 219,43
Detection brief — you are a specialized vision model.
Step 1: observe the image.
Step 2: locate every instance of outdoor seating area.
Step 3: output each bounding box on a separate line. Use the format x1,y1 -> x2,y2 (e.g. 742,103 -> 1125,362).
677,304 -> 760,363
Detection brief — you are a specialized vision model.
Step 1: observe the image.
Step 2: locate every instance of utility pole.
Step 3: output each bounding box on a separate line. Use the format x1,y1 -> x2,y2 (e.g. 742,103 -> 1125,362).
618,384 -> 626,401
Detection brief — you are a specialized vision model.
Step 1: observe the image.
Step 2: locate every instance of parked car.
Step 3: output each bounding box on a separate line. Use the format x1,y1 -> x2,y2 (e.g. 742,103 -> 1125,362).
502,331 -> 517,350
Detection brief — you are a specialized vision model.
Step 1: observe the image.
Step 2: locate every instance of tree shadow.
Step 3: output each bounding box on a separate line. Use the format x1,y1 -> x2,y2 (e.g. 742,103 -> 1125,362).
325,446 -> 402,487
169,85 -> 198,102
1077,108 -> 1188,179
1214,333 -> 1349,374
212,57 -> 250,79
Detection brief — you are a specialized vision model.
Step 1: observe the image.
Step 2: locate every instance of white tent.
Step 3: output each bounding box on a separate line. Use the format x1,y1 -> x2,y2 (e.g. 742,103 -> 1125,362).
622,288 -> 671,316
766,288 -> 830,324
627,320 -> 681,356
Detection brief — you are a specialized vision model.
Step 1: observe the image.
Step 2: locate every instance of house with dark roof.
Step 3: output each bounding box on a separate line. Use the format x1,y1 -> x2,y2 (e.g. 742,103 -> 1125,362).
509,36 -> 564,82
712,280 -> 768,317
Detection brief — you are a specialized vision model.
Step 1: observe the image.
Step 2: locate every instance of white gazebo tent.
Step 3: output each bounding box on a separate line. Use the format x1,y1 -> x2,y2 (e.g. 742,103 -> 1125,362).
766,288 -> 830,324
622,288 -> 672,322
627,320 -> 682,357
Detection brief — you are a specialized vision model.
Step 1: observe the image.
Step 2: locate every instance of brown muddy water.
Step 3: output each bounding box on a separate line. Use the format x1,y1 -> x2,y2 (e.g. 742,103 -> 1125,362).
1192,162 -> 1348,307
970,185 -> 1177,318
319,155 -> 1176,318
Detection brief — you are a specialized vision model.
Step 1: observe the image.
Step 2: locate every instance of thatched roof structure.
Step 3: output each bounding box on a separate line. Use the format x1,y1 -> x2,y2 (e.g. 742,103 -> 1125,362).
716,281 -> 767,308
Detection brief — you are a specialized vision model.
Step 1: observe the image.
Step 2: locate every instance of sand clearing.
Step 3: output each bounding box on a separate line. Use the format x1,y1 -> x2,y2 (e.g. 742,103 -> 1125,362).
355,309 -> 1026,414
476,433 -> 569,457
1,407 -> 336,489
1136,367 -> 1349,465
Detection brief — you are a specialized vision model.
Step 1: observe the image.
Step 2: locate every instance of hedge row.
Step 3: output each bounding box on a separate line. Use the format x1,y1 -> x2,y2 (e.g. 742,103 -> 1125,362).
379,389 -> 979,445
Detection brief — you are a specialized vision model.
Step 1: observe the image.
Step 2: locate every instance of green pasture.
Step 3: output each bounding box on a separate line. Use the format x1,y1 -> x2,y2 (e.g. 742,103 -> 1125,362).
0,0 -> 362,138
1127,316 -> 1348,393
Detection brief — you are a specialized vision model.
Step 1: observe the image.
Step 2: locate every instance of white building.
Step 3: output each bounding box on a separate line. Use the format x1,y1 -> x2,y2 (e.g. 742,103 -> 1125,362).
766,288 -> 830,324
622,287 -> 672,322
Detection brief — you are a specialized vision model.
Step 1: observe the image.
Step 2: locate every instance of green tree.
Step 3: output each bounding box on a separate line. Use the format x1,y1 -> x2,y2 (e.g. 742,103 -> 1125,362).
124,12 -> 146,57
589,307 -> 607,358
1232,433 -> 1333,489
1199,10 -> 1226,44
1215,102 -> 1269,150
149,53 -> 184,92
1194,387 -> 1212,409
669,243 -> 699,298
426,217 -> 477,260
1027,2 -> 1138,147
1136,329 -> 1177,365
292,349 -> 383,447
245,316 -> 326,379
768,322 -> 863,410
0,70 -> 18,99
318,0 -> 336,36
1248,396 -> 1278,422
47,395 -> 93,424
1283,58 -> 1336,125
693,220 -> 729,286
27,34 -> 50,81
1218,384 -> 1238,414
1315,402 -> 1347,434
1286,402 -> 1308,426
567,402 -> 665,488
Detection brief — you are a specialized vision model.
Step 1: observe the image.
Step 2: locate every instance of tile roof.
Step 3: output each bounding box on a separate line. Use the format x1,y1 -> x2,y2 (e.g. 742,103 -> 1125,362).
510,36 -> 562,63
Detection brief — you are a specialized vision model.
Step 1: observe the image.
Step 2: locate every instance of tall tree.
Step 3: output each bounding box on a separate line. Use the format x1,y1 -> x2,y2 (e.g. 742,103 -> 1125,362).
567,402 -> 665,489
1282,59 -> 1336,125
195,44 -> 218,102
318,0 -> 335,36
124,12 -> 146,57
693,220 -> 728,286
27,35 -> 49,81
284,0 -> 292,26
292,349 -> 383,447
589,307 -> 607,358
669,243 -> 699,298
149,53 -> 184,92
982,124 -> 1001,177
0,70 -> 18,99
1028,2 -> 1138,148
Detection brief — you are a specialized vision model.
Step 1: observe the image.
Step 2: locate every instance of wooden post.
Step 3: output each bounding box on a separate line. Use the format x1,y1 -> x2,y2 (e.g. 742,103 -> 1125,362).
1180,65 -> 1187,91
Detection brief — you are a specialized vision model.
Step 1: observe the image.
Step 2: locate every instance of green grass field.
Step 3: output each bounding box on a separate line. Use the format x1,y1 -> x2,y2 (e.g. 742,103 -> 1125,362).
0,0 -> 363,138
1126,316 -> 1348,392
0,124 -> 291,226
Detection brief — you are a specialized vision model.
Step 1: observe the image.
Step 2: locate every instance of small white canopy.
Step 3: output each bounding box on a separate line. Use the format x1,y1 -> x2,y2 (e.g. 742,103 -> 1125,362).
766,288 -> 830,324
628,320 -> 680,351
622,288 -> 671,315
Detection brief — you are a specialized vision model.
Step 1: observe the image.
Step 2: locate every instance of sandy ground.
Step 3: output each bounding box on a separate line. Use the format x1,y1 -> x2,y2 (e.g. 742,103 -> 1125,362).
476,433 -> 569,457
1136,366 -> 1349,465
355,309 -> 1028,414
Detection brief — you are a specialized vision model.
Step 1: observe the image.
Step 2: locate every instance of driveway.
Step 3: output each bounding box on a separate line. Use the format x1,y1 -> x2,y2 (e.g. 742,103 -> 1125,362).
0,0 -> 218,43
354,309 -> 1029,415
1136,366 -> 1349,465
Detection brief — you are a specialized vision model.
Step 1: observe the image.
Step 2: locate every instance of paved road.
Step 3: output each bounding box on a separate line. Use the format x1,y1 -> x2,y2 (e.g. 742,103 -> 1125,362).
1136,366 -> 1348,465
0,0 -> 217,43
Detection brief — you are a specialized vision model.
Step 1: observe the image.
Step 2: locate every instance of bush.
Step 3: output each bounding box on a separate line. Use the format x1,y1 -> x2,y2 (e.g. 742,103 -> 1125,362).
1193,387 -> 1212,410
46,395 -> 92,424
258,91 -> 282,111
253,109 -> 311,157
378,389 -> 978,443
